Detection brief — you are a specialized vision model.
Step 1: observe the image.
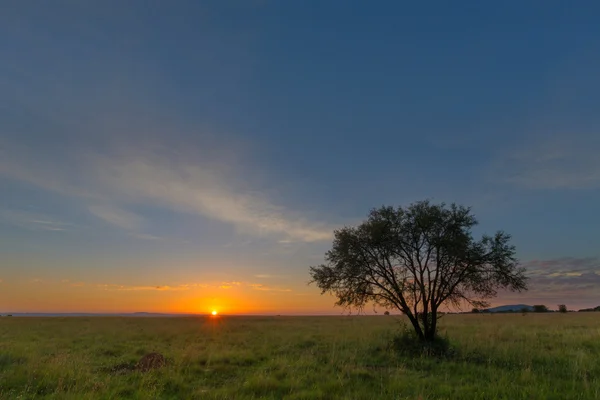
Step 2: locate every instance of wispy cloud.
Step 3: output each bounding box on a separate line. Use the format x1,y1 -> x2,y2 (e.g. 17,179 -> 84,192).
524,257 -> 600,276
0,209 -> 72,232
519,257 -> 600,303
0,143 -> 335,242
128,233 -> 162,241
90,153 -> 334,242
88,204 -> 144,231
57,279 -> 209,291
55,278 -> 294,295
254,274 -> 274,279
219,281 -> 242,289
499,136 -> 600,189
248,283 -> 292,292
96,283 -> 208,291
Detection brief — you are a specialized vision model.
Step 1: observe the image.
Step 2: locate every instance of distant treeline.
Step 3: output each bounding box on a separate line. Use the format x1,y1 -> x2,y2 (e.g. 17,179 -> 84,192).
470,304 -> 600,314
578,306 -> 600,312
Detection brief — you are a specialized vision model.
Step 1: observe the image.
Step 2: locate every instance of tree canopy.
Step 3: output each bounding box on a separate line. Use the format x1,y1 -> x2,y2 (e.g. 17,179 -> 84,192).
533,305 -> 549,313
558,304 -> 568,313
310,201 -> 528,341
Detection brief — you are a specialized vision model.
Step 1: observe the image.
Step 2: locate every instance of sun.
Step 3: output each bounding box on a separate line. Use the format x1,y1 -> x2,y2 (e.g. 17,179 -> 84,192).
211,310 -> 218,316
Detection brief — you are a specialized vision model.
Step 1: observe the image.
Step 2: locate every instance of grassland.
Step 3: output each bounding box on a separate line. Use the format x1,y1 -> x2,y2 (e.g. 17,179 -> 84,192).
1,313 -> 599,399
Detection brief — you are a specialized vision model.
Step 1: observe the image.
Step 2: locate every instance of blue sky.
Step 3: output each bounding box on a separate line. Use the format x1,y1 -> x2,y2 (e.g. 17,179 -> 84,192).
1,1 -> 599,312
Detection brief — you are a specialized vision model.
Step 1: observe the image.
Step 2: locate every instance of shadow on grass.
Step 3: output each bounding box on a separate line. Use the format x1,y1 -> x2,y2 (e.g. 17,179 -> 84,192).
382,323 -> 457,360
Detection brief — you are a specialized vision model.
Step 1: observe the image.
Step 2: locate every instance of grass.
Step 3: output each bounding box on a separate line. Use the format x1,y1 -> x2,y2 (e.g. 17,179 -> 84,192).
0,314 -> 599,399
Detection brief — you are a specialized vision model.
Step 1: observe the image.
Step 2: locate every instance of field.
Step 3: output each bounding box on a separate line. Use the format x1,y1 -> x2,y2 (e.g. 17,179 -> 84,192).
1,314 -> 599,399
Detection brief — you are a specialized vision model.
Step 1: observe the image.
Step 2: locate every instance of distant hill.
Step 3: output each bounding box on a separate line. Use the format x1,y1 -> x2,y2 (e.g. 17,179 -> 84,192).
484,304 -> 533,313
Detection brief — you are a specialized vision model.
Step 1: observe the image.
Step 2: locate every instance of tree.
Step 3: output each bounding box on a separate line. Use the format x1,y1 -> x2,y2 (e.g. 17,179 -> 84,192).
558,304 -> 568,313
533,305 -> 548,313
471,308 -> 480,313
384,311 -> 390,316
520,307 -> 530,316
310,201 -> 528,342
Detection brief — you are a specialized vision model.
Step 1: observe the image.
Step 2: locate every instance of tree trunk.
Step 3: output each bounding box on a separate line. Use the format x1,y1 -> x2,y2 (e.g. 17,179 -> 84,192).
424,309 -> 438,341
404,310 -> 425,340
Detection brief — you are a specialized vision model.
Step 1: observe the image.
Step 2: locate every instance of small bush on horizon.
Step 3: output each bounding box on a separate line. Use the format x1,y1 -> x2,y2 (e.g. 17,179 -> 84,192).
533,304 -> 549,313
558,304 -> 568,313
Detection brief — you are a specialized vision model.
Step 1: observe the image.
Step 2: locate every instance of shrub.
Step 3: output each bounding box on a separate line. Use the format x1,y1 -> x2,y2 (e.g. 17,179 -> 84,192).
533,305 -> 549,313
389,321 -> 454,358
558,304 -> 568,313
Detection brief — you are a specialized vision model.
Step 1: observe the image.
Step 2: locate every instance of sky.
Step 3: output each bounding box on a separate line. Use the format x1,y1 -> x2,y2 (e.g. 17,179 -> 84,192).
1,1 -> 599,314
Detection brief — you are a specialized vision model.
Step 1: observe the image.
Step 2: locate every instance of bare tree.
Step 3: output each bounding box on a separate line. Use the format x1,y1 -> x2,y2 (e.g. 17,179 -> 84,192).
310,201 -> 528,341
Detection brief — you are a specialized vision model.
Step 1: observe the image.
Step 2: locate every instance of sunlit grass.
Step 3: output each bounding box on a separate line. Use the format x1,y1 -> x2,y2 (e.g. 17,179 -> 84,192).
0,314 -> 599,399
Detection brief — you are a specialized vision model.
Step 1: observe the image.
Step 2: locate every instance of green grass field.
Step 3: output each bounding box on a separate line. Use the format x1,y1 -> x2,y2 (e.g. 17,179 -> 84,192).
1,314 -> 599,399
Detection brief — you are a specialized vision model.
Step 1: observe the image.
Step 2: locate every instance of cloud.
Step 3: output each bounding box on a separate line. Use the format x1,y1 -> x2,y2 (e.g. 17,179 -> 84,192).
57,280 -> 208,291
248,283 -> 292,292
519,257 -> 600,301
89,153 -> 334,242
0,209 -> 72,232
96,283 -> 206,291
88,204 -> 144,231
0,143 -> 335,242
129,233 -> 162,241
254,274 -> 273,279
499,136 -> 600,189
219,281 -> 242,289
524,257 -> 600,276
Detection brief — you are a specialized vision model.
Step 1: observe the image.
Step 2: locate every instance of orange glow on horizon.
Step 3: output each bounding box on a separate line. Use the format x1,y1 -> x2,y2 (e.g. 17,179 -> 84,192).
0,278 -> 340,314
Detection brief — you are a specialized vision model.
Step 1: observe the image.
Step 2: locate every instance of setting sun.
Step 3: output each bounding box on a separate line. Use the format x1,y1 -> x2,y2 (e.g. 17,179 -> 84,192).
211,310 -> 218,316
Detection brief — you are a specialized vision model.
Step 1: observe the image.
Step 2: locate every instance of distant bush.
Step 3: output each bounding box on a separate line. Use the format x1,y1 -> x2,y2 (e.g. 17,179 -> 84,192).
471,308 -> 480,313
520,307 -> 529,315
384,311 -> 390,316
558,304 -> 568,313
533,305 -> 549,313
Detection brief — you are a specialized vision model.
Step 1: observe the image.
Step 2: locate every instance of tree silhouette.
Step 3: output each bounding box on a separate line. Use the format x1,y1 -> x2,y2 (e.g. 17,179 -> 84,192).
310,201 -> 528,341
558,304 -> 568,313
